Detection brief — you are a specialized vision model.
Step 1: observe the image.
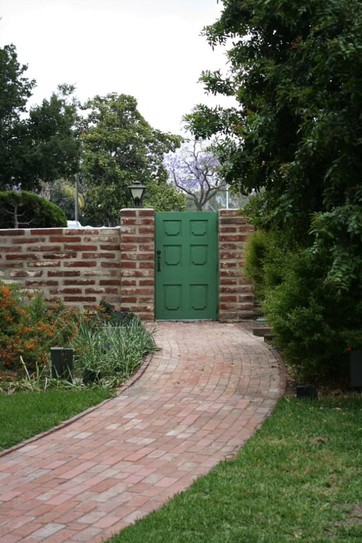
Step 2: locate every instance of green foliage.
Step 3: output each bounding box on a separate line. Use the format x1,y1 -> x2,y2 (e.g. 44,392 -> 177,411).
48,178 -> 85,221
0,44 -> 35,190
244,229 -> 289,301
71,302 -> 156,385
144,180 -> 187,212
17,85 -> 80,190
0,283 -> 77,375
187,0 -> 362,233
263,249 -> 362,382
80,93 -> 182,225
245,227 -> 362,382
0,190 -> 67,228
73,316 -> 156,386
0,45 -> 80,191
310,205 -> 362,293
0,284 -> 156,389
186,0 -> 362,238
186,0 -> 362,383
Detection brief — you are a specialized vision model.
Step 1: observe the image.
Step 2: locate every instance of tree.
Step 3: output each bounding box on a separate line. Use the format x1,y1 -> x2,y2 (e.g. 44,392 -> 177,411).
49,178 -> 85,221
0,191 -> 67,228
80,93 -> 182,225
186,0 -> 362,237
0,44 -> 35,189
0,44 -> 81,192
185,0 -> 362,382
144,179 -> 187,212
21,84 -> 81,191
164,140 -> 225,211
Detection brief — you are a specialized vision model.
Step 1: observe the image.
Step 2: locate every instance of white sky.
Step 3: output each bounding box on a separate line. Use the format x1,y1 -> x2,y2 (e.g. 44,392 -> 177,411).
0,0 -> 231,135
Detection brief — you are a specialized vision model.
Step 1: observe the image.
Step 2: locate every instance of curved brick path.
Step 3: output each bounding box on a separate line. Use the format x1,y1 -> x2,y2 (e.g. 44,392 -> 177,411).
0,322 -> 284,542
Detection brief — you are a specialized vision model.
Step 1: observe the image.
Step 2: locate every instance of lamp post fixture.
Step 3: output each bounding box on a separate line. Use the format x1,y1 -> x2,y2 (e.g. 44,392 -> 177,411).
128,181 -> 146,208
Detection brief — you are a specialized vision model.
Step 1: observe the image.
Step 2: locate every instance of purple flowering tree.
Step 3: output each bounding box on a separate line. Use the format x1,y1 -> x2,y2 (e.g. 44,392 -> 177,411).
164,140 -> 225,211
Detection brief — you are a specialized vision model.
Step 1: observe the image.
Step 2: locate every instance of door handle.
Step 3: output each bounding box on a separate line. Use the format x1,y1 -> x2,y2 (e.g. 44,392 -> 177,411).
156,250 -> 161,272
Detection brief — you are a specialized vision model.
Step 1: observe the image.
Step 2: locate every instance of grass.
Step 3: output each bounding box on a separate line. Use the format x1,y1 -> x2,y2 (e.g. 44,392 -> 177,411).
0,388 -> 112,451
108,395 -> 362,543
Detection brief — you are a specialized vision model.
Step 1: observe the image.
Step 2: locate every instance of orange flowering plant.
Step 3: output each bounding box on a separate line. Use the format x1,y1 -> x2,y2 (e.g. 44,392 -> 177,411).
0,282 -> 79,377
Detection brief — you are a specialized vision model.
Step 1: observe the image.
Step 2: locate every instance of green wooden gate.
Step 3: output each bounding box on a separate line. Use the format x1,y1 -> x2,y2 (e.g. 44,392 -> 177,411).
155,212 -> 218,320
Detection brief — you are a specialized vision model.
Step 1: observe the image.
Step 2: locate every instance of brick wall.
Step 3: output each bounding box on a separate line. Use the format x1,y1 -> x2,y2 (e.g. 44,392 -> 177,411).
218,209 -> 255,322
120,209 -> 155,321
0,209 -> 254,322
0,227 -> 122,309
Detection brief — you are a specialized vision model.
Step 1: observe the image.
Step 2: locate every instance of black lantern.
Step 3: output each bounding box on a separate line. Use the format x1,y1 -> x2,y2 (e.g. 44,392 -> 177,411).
128,181 -> 146,207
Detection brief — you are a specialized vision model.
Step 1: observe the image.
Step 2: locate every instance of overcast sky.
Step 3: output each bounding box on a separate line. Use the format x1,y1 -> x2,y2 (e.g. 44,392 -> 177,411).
0,0 -> 231,134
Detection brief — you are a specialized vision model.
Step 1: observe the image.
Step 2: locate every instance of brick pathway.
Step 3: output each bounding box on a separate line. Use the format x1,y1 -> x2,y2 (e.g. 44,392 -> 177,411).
0,322 -> 284,542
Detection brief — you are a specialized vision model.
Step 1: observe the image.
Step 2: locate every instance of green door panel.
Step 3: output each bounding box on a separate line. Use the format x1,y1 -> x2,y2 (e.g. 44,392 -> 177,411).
155,212 -> 218,320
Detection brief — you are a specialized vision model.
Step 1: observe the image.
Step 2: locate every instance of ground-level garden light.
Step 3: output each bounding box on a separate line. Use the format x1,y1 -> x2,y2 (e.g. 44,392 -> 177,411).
50,347 -> 74,382
128,181 -> 146,207
349,348 -> 362,389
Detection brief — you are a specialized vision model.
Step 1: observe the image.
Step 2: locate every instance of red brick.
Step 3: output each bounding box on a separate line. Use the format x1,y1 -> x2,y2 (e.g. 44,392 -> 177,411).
25,280 -> 59,287
219,295 -> 237,302
136,296 -> 154,304
120,296 -> 137,303
99,279 -> 121,286
26,245 -> 62,252
44,252 -> 77,259
12,237 -> 46,244
0,229 -> 25,236
123,236 -> 154,244
82,253 -> 115,259
139,279 -> 154,286
139,262 -> 154,269
50,288 -> 83,295
11,270 -> 43,278
120,262 -> 137,270
31,228 -> 66,235
121,218 -> 138,225
6,254 -> 38,261
117,279 -> 136,286
120,209 -> 137,217
139,227 -> 154,234
120,243 -> 137,251
48,271 -> 81,277
85,287 -> 106,294
64,261 -> 97,268
2,261 -> 24,269
139,244 -> 154,251
99,245 -> 120,251
122,253 -> 153,261
66,245 -> 98,252
136,209 -> 154,217
0,246 -> 23,253
219,234 -> 248,242
220,251 -> 243,259
104,287 -> 119,294
64,279 -> 96,286
28,261 -> 61,268
101,262 -> 119,268
63,296 -> 97,302
52,236 -> 82,243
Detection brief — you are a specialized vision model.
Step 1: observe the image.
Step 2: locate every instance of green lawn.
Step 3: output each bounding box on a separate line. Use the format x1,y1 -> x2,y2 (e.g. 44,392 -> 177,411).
108,396 -> 362,543
0,388 -> 112,451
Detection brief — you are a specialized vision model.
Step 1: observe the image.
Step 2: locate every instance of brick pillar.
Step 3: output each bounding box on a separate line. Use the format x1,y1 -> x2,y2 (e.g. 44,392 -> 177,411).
120,208 -> 155,321
218,209 -> 255,322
